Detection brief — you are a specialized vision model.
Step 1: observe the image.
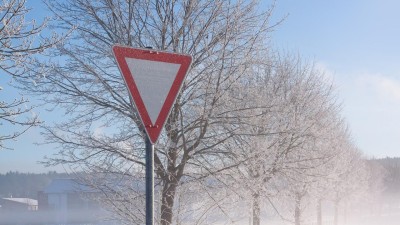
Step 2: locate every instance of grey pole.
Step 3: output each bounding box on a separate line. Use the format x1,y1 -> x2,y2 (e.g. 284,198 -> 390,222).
145,135 -> 154,225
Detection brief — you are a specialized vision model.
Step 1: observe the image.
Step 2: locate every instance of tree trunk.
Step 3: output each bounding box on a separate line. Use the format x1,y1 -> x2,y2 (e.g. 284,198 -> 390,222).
294,193 -> 302,225
252,192 -> 260,225
344,201 -> 347,225
317,199 -> 322,225
333,198 -> 339,225
160,180 -> 178,225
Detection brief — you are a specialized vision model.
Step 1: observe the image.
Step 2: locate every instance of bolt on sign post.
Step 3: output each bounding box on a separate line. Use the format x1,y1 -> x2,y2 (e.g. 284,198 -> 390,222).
112,45 -> 192,225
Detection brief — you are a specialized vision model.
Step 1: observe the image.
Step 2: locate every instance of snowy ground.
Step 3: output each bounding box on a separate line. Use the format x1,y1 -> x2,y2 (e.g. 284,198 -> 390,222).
347,213 -> 400,225
246,213 -> 400,225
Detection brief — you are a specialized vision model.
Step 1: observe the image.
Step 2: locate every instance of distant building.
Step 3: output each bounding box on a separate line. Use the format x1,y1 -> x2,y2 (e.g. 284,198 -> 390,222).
39,178 -> 98,211
38,178 -> 104,224
0,178 -> 118,225
0,198 -> 38,211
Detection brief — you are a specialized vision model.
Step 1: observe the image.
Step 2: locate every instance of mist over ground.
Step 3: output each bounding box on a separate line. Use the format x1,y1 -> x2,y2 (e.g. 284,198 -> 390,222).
1,157 -> 399,225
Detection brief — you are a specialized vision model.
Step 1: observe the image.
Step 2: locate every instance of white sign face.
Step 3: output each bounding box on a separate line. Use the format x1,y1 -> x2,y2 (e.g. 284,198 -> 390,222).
125,58 -> 181,124
112,45 -> 192,143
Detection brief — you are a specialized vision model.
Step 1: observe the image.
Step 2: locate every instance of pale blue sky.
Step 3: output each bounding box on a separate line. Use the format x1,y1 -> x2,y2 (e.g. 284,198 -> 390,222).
271,0 -> 400,158
1,0 -> 400,173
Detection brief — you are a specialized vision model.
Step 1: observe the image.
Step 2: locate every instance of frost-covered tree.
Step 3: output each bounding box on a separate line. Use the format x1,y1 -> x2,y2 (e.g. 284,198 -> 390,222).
263,65 -> 342,225
0,0 -> 59,76
234,57 -> 337,224
285,122 -> 355,225
197,53 -> 346,225
329,145 -> 369,225
312,122 -> 353,225
222,53 -> 362,225
15,0 -> 279,224
0,0 -> 61,150
0,94 -> 38,150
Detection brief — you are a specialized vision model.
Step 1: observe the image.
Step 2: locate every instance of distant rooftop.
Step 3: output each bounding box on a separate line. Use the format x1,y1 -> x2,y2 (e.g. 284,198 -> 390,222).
2,198 -> 38,206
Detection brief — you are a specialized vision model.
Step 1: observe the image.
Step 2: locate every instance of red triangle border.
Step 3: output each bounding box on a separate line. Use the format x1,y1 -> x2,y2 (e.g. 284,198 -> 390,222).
112,45 -> 192,144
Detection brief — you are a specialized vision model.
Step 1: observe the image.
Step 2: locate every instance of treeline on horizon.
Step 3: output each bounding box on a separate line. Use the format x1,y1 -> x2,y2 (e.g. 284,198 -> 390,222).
1,157 -> 400,199
373,157 -> 400,194
0,171 -> 69,199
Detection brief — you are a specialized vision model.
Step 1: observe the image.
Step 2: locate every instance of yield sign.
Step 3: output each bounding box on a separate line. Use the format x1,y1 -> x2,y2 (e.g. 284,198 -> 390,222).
112,45 -> 192,144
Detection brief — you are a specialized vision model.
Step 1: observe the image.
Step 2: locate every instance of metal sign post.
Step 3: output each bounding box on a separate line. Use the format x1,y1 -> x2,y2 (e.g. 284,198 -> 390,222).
145,135 -> 154,225
112,45 -> 192,225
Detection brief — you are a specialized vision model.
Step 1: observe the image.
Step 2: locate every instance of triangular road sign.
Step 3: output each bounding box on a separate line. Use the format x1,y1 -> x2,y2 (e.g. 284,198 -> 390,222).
112,45 -> 192,144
